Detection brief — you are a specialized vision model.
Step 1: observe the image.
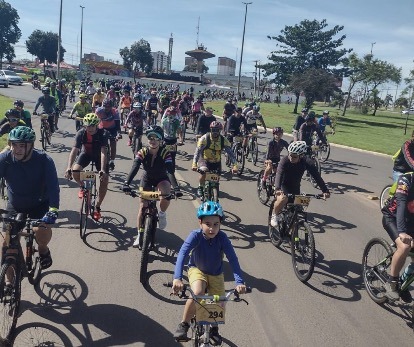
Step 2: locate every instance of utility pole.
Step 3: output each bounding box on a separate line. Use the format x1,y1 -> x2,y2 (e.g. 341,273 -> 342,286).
258,61 -> 261,97
57,0 -> 63,80
253,60 -> 258,97
237,2 -> 252,96
370,42 -> 376,55
79,5 -> 85,78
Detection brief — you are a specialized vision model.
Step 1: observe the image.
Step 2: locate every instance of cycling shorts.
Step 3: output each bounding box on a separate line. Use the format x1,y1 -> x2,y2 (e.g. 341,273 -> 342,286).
382,214 -> 414,242
6,201 -> 49,220
198,161 -> 221,175
188,267 -> 225,296
245,124 -> 257,133
76,152 -> 109,173
139,174 -> 170,191
105,127 -> 117,139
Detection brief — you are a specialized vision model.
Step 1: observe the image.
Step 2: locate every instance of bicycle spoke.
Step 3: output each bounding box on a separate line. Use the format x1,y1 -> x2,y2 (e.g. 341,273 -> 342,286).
291,222 -> 315,282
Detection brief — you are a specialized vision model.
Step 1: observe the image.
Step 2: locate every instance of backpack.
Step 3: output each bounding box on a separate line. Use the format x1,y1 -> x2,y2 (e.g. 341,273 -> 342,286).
205,133 -> 225,151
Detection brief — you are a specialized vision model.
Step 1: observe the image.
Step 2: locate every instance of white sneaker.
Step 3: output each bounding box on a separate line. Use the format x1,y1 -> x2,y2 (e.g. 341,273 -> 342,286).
158,211 -> 167,229
270,213 -> 278,227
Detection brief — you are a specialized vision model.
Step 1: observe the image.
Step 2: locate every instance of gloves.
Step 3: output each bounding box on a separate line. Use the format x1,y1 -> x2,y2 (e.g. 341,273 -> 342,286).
41,208 -> 58,224
122,182 -> 131,193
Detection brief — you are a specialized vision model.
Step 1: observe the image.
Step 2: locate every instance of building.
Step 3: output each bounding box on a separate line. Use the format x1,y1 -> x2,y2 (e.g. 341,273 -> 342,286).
217,57 -> 236,76
151,51 -> 169,73
83,52 -> 104,62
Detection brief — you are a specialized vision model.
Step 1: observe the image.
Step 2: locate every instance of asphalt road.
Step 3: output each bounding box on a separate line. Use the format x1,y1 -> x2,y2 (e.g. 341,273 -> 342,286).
0,84 -> 412,347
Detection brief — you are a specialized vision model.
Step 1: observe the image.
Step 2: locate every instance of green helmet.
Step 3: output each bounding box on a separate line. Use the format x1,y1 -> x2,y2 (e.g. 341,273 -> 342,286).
83,113 -> 100,126
8,126 -> 36,143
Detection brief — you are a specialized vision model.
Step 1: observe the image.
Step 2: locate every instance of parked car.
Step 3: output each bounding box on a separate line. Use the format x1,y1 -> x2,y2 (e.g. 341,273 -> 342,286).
0,73 -> 9,88
401,107 -> 414,115
0,69 -> 23,85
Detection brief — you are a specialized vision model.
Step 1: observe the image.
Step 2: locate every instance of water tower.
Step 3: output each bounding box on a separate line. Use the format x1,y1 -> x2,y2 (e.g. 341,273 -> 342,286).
185,44 -> 215,73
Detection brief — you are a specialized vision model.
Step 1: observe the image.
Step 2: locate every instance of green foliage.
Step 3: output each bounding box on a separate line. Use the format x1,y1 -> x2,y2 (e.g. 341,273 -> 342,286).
0,1 -> 21,69
60,70 -> 77,82
183,62 -> 209,73
119,39 -> 153,75
26,30 -> 66,64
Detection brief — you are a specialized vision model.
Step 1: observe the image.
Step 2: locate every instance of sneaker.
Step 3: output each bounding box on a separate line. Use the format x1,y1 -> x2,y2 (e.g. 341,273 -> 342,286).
92,207 -> 101,221
270,213 -> 278,227
174,321 -> 190,341
133,230 -> 144,249
109,160 -> 115,171
197,186 -> 204,198
399,289 -> 412,303
158,211 -> 167,229
78,189 -> 85,199
384,280 -> 400,301
209,326 -> 223,346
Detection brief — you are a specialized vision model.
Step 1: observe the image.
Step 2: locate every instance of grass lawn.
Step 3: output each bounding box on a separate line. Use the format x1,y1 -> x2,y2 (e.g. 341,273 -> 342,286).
205,101 -> 413,155
0,94 -> 13,148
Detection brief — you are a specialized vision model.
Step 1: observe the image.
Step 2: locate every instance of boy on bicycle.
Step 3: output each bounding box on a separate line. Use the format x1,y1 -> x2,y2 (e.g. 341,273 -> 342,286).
173,201 -> 246,345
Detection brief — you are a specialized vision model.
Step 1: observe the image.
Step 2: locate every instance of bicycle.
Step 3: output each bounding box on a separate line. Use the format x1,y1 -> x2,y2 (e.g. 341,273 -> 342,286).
0,210 -> 43,343
257,163 -> 277,205
0,178 -> 7,201
312,131 -> 332,162
362,237 -> 414,329
181,115 -> 190,140
130,127 -> 143,159
229,134 -> 245,176
39,113 -> 52,151
244,129 -> 259,165
169,283 -> 251,346
302,150 -> 321,189
197,169 -> 220,202
148,110 -> 158,126
268,193 -> 324,282
191,112 -> 201,132
380,183 -> 392,209
72,167 -> 98,240
127,188 -> 175,286
120,107 -> 130,132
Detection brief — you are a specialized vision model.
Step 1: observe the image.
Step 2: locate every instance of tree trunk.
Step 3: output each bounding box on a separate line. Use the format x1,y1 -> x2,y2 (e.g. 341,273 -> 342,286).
341,80 -> 356,117
293,92 -> 300,113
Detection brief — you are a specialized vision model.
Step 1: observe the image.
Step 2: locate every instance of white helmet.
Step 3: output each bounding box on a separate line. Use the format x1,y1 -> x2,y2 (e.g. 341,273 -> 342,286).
288,141 -> 307,155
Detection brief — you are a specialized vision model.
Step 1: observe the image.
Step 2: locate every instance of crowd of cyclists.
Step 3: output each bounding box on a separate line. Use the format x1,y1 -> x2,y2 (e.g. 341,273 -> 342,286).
1,75 -> 413,343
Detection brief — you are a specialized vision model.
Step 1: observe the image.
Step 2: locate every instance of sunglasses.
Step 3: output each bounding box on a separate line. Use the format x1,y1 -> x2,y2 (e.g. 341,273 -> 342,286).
9,118 -> 19,122
148,136 -> 160,141
289,153 -> 300,159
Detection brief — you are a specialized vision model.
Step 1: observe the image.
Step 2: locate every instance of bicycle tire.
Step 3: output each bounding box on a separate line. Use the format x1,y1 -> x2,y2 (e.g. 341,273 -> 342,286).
203,183 -> 211,202
140,216 -> 152,286
212,186 -> 219,202
79,192 -> 89,240
380,185 -> 391,209
41,126 -> 47,151
268,200 -> 283,247
0,178 -> 6,201
362,237 -> 393,304
0,260 -> 21,343
235,144 -> 245,176
46,125 -> 52,145
252,140 -> 259,165
309,157 -> 321,188
182,122 -> 187,141
291,221 -> 315,282
257,170 -> 270,205
318,143 -> 330,162
27,252 -> 42,286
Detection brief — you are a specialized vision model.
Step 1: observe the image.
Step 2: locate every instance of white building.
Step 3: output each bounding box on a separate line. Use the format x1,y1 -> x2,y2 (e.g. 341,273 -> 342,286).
151,51 -> 168,73
217,57 -> 236,76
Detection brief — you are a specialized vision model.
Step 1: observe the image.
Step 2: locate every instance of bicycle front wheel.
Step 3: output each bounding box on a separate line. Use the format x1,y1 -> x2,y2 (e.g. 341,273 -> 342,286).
268,200 -> 283,248
235,144 -> 245,176
362,238 -> 393,304
0,260 -> 21,342
41,126 -> 48,151
250,140 -> 259,165
140,216 -> 153,286
318,143 -> 330,162
380,185 -> 391,209
310,157 -> 321,188
79,192 -> 90,240
27,249 -> 42,286
291,221 -> 315,282
257,170 -> 269,205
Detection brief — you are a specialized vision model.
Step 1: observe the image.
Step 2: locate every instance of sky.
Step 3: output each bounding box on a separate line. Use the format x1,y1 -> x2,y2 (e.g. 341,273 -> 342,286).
9,0 -> 414,92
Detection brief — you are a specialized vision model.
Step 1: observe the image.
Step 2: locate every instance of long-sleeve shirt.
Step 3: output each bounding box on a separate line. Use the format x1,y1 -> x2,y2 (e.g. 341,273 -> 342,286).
265,139 -> 289,161
196,115 -> 216,136
299,123 -> 325,146
0,149 -> 60,209
34,95 -> 56,114
193,133 -> 235,165
393,141 -> 414,173
174,229 -> 245,285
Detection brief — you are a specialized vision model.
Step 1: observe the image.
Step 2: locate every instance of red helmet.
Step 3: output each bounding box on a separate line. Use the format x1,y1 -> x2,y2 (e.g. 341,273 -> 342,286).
273,127 -> 283,135
210,121 -> 223,132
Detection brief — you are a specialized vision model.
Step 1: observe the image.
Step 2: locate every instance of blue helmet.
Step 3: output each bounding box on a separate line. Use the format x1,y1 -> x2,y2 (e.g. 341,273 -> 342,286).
196,201 -> 224,219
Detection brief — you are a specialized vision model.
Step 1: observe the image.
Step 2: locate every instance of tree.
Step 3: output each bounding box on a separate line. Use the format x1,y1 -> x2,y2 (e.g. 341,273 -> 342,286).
401,65 -> 414,107
119,39 -> 153,76
183,62 -> 209,73
0,1 -> 21,69
263,19 -> 352,112
26,30 -> 66,73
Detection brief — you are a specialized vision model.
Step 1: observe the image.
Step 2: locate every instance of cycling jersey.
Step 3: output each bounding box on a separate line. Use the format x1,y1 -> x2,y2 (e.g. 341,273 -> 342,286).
71,101 -> 92,118
275,155 -> 329,194
226,114 -> 247,135
266,139 -> 289,162
245,111 -> 263,125
293,115 -> 306,131
50,89 -> 62,107
34,95 -> 56,114
120,95 -> 132,109
125,110 -> 146,129
174,229 -> 244,284
74,128 -> 109,157
193,133 -> 234,164
0,149 -> 60,210
192,101 -> 203,113
195,115 -> 216,136
96,107 -> 120,130
147,97 -> 159,110
92,93 -> 105,106
393,140 -> 414,174
299,123 -> 325,146
318,117 -> 332,132
161,114 -> 181,140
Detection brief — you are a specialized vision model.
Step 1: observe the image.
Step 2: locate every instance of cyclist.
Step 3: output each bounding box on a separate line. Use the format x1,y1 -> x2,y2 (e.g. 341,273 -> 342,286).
0,109 -> 26,138
292,108 -> 308,141
64,113 -> 109,221
318,110 -> 335,134
125,102 -> 147,149
122,126 -> 173,247
96,99 -> 122,171
13,100 -> 32,128
172,201 -> 247,344
50,81 -> 63,130
392,130 -> 414,182
33,87 -> 56,133
119,89 -> 132,114
85,81 -> 96,99
92,88 -> 105,108
191,97 -> 204,128
222,98 -> 236,132
261,127 -> 289,188
69,94 -> 93,131
195,107 -> 216,138
145,90 -> 162,124
298,111 -> 325,149
106,85 -> 117,106
0,126 -> 59,269
381,172 -> 414,301
245,105 -> 267,134
58,79 -> 68,110
270,141 -> 330,227
160,106 -> 183,197
192,121 -> 237,197
225,107 -> 247,144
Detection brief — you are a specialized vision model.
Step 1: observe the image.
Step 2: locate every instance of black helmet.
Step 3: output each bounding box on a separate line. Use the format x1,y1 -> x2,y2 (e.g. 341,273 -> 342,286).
6,109 -> 20,119
14,99 -> 24,107
103,99 -> 112,107
272,127 -> 284,134
145,125 -> 164,140
305,111 -> 315,121
42,87 -> 50,94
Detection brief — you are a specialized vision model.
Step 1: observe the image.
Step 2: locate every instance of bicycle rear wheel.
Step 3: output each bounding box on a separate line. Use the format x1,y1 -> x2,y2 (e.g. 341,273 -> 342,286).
41,126 -> 48,151
0,260 -> 21,343
79,192 -> 90,240
309,157 -> 321,188
235,144 -> 245,176
362,238 -> 393,304
27,250 -> 42,286
212,186 -> 219,202
380,185 -> 391,209
318,143 -> 330,162
140,216 -> 153,286
250,140 -> 259,165
257,170 -> 269,205
291,221 -> 315,282
268,200 -> 283,247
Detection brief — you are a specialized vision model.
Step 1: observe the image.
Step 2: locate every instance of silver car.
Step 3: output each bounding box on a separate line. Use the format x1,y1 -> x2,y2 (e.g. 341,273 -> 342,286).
0,70 -> 23,85
0,73 -> 9,88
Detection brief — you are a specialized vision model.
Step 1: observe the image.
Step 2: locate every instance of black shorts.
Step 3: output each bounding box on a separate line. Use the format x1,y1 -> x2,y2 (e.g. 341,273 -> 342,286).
245,124 -> 257,133
105,128 -> 118,139
6,201 -> 49,220
76,152 -> 109,173
207,162 -> 221,175
382,214 -> 414,241
140,174 -> 170,191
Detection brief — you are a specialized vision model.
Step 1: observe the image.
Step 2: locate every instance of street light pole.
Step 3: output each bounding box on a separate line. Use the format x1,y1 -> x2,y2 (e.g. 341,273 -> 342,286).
237,2 -> 252,96
80,5 -> 85,78
370,42 -> 376,55
57,0 -> 63,80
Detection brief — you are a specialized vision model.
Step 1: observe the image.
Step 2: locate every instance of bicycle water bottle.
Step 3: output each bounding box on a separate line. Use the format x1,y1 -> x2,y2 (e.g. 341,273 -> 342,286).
400,262 -> 414,283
